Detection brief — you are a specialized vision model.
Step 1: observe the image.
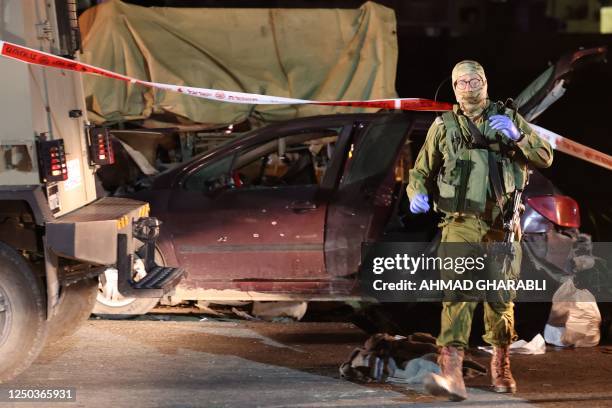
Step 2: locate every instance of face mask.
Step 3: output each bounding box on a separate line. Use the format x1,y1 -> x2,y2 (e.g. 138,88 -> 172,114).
451,61 -> 489,119
454,81 -> 488,118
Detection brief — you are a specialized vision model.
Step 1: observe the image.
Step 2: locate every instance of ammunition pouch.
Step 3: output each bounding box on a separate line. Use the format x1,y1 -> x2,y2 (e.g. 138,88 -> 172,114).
436,109 -> 526,216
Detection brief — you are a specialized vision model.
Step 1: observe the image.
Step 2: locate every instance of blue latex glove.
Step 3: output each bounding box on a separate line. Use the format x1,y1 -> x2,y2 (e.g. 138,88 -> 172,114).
410,193 -> 430,214
488,115 -> 520,141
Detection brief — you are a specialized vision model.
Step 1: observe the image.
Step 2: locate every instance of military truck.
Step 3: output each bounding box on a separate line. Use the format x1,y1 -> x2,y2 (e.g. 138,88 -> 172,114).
0,0 -> 184,381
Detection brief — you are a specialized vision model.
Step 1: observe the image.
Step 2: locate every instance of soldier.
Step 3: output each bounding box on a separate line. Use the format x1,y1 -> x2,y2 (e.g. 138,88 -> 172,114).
407,60 -> 553,401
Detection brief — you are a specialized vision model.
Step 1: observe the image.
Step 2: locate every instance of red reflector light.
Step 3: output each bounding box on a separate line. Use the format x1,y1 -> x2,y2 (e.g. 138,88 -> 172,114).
37,139 -> 68,183
87,127 -> 115,165
527,195 -> 580,228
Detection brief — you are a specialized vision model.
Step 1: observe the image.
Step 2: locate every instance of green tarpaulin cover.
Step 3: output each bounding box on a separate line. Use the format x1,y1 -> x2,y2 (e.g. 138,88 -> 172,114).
79,0 -> 398,126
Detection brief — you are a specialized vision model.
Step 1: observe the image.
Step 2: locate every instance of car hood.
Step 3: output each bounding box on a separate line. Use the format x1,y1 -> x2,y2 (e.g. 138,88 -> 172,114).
514,46 -> 606,121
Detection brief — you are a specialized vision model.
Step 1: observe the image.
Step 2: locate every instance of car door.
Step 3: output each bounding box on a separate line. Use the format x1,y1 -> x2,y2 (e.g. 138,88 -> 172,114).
325,114 -> 414,278
165,123 -> 350,289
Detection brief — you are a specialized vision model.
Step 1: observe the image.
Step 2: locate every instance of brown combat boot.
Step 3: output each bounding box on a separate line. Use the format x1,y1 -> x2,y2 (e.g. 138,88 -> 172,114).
423,346 -> 468,401
490,346 -> 517,393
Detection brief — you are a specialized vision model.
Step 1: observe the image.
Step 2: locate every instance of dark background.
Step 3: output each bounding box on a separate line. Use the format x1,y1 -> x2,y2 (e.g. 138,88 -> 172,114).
79,0 -> 612,240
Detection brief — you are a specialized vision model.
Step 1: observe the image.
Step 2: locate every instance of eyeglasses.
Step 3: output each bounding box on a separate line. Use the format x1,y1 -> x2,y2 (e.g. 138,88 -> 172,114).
455,78 -> 484,91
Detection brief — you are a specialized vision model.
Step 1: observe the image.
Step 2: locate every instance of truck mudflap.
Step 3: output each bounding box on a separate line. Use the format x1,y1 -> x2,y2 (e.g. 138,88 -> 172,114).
45,197 -> 184,306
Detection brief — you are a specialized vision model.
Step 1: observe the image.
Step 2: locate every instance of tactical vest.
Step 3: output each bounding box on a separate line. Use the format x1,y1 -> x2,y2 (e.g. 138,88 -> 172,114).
435,107 -> 528,215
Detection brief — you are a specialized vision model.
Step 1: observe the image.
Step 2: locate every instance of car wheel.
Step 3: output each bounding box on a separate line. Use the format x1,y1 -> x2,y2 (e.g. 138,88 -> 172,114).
47,277 -> 98,343
0,241 -> 48,382
92,249 -> 163,319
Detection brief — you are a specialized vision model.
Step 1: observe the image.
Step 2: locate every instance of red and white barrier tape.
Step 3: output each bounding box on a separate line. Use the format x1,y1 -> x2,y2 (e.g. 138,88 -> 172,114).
531,124 -> 612,171
1,41 -> 610,171
0,41 -> 451,112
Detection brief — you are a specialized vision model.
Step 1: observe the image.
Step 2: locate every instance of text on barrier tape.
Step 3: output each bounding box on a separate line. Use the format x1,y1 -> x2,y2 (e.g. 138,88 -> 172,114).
0,41 -> 452,112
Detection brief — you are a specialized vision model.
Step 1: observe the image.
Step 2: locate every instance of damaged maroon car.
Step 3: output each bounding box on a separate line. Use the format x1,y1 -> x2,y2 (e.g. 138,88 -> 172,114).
129,113 -> 421,298
99,111 -> 583,314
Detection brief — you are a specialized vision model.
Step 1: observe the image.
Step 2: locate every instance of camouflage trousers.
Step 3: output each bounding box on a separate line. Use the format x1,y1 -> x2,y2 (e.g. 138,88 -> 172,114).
436,213 -> 521,348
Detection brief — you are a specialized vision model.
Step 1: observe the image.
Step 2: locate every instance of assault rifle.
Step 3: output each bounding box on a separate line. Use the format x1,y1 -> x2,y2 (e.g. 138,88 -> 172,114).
500,188 -> 524,257
505,189 -> 523,243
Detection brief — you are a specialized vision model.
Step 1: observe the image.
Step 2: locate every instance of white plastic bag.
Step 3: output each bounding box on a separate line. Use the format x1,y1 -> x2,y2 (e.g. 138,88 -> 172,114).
544,279 -> 601,347
478,334 -> 546,355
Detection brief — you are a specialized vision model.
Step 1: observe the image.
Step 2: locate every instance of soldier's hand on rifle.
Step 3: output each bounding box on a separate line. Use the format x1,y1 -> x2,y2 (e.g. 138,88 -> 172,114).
488,115 -> 520,141
410,193 -> 430,214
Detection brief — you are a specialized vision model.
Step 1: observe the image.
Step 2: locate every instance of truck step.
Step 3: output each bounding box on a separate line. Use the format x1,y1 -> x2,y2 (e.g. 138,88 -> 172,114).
117,233 -> 185,298
132,266 -> 184,290
118,265 -> 185,299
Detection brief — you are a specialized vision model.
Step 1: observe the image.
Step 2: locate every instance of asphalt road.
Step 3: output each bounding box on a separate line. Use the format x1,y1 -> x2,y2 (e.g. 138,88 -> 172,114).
3,318 -> 612,408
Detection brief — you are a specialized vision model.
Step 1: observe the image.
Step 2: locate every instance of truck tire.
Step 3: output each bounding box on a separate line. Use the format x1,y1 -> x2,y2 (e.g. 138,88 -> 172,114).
0,241 -> 47,382
93,293 -> 159,320
47,277 -> 98,343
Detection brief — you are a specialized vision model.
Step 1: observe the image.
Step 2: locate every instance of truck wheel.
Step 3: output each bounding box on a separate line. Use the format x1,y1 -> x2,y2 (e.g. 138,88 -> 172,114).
93,277 -> 159,320
92,250 -> 163,319
47,277 -> 98,343
0,242 -> 47,382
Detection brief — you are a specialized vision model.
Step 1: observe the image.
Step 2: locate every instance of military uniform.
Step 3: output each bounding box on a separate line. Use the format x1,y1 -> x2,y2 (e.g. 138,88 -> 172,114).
407,101 -> 553,348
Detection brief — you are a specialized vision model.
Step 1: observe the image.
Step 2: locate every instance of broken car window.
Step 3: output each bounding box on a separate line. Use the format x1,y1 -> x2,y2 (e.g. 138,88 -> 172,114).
182,128 -> 341,193
340,122 -> 408,186
183,155 -> 233,192
232,129 -> 340,188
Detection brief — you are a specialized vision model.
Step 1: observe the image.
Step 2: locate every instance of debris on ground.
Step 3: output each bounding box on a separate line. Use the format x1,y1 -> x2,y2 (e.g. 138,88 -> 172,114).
386,357 -> 441,385
340,332 -> 486,384
252,301 -> 308,321
231,307 -> 258,321
154,301 -> 308,322
194,301 -> 226,316
478,334 -> 546,355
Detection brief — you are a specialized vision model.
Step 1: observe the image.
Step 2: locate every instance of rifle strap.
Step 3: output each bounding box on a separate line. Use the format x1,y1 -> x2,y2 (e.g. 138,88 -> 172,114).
488,150 -> 506,217
466,118 -> 488,148
466,120 -> 506,216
